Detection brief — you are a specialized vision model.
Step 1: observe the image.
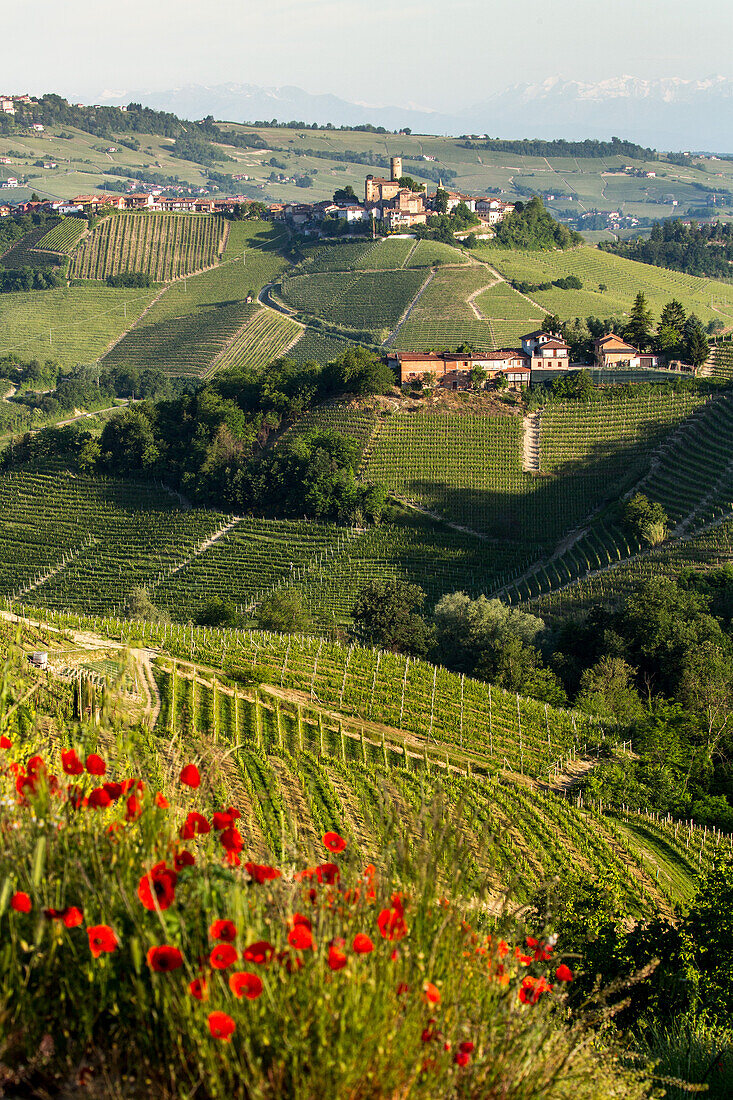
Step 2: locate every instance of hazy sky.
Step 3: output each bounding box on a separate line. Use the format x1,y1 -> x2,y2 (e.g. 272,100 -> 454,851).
0,0 -> 730,109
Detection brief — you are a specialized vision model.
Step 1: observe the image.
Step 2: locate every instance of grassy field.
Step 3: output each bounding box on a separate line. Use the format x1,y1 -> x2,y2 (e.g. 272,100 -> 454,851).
69,212 -> 225,281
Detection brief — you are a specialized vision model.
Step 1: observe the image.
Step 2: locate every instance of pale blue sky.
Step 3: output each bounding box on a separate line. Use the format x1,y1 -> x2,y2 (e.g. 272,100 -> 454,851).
0,0 -> 730,109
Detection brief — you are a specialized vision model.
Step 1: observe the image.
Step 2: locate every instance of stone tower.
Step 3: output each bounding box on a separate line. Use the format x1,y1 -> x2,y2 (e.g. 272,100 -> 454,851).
390,156 -> 402,182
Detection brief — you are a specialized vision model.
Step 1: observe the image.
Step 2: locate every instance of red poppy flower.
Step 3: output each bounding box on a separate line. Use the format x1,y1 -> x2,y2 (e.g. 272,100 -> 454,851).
137,863 -> 178,911
212,810 -> 236,830
210,943 -> 238,969
10,891 -> 31,913
88,788 -> 112,810
423,982 -> 441,1005
27,755 -> 45,776
288,912 -> 312,931
327,943 -> 347,971
87,925 -> 118,958
220,826 -> 243,853
454,1051 -> 471,1067
277,949 -> 304,974
85,754 -> 106,777
519,975 -> 552,1005
243,940 -> 275,966
189,977 -> 208,1001
316,863 -> 339,885
180,763 -> 200,788
323,832 -> 347,854
0,735 -> 11,750
353,933 -> 374,954
147,945 -> 184,972
61,749 -> 83,776
154,792 -> 169,809
245,862 -> 282,884
458,1041 -> 475,1055
555,964 -> 573,983
180,812 -> 210,839
103,782 -> 123,801
208,1011 -> 236,1042
126,795 -> 142,821
61,906 -> 84,928
396,982 -> 410,995
287,924 -> 314,951
229,971 -> 263,999
210,919 -> 237,943
174,850 -> 195,871
377,907 -> 408,941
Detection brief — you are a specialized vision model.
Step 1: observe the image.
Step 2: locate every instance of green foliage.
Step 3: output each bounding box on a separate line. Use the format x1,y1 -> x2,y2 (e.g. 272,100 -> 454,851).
352,579 -> 434,656
625,292 -> 655,351
494,198 -> 583,251
122,585 -> 169,622
601,218 -> 733,280
106,271 -> 153,288
623,493 -> 669,546
256,588 -> 309,633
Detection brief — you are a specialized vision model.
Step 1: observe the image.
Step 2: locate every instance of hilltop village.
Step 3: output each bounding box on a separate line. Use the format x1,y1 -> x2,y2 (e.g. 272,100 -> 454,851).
0,156 -> 513,234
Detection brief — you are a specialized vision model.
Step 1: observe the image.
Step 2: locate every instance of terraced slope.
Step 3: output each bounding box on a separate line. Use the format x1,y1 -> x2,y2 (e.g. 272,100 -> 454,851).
69,213 -> 225,281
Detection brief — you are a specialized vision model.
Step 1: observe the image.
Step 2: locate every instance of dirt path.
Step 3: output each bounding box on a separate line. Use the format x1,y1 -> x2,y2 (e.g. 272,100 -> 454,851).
522,410 -> 541,472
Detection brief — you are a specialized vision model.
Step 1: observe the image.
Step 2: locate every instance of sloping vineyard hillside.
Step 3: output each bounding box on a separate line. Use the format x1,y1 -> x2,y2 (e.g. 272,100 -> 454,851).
69,212 -> 225,282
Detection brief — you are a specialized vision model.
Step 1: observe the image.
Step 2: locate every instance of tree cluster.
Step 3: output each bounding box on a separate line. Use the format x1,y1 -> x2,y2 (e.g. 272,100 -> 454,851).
493,198 -> 583,250
5,348 -> 393,525
601,218 -> 733,279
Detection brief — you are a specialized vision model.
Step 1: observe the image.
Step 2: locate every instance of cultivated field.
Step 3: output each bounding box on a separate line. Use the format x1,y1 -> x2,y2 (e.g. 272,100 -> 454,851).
0,285 -> 157,365
69,212 -> 225,281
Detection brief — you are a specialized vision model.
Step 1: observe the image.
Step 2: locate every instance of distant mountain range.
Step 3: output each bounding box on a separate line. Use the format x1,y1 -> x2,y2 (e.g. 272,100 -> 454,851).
98,76 -> 733,152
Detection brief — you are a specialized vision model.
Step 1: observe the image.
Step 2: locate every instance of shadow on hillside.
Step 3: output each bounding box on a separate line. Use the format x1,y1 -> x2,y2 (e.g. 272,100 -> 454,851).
397,414 -> 680,547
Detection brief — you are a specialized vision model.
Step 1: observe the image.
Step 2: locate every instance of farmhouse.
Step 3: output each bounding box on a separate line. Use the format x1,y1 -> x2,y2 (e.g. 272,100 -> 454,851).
594,333 -> 661,370
385,349 -> 530,390
521,330 -> 571,371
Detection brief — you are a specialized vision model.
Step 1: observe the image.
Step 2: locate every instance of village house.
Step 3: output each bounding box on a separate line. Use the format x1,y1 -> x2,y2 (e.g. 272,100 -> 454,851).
385,348 -> 531,390
593,333 -> 661,370
521,330 -> 571,371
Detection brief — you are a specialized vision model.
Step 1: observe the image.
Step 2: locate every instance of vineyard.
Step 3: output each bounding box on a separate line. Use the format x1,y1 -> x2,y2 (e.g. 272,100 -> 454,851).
103,300 -> 257,377
33,217 -> 87,256
69,213 -> 225,282
288,328 -> 356,364
498,390 -> 733,605
279,269 -> 427,338
206,307 -> 302,377
0,605 -> 723,939
709,340 -> 733,381
474,243 -> 733,328
0,285 -> 157,366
